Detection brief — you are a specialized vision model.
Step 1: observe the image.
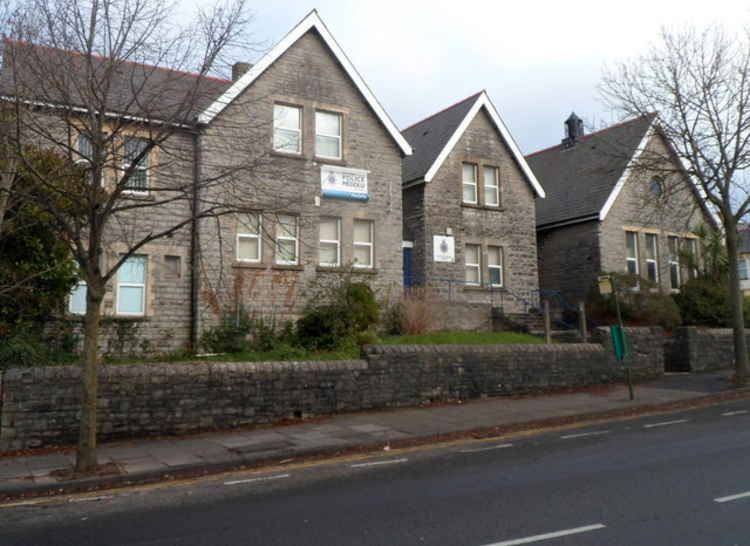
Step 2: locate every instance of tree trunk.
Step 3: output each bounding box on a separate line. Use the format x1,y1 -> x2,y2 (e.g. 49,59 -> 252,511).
76,285 -> 103,472
725,225 -> 748,386
0,162 -> 15,236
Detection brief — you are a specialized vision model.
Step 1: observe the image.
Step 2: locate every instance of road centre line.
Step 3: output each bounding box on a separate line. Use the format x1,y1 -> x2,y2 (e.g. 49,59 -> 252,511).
722,410 -> 749,417
561,430 -> 610,440
484,523 -> 607,545
715,491 -> 750,503
224,473 -> 290,486
350,458 -> 408,468
643,419 -> 689,429
460,443 -> 514,453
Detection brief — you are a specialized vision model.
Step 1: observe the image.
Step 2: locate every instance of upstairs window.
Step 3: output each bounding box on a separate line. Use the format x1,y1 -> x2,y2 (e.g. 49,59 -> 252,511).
353,219 -> 373,268
315,111 -> 342,159
645,233 -> 659,283
484,166 -> 499,207
319,217 -> 341,267
273,104 -> 302,154
117,255 -> 147,315
275,215 -> 299,265
237,213 -> 262,263
465,244 -> 481,286
123,137 -> 150,194
668,236 -> 681,289
462,163 -> 477,204
649,177 -> 663,197
626,231 -> 639,275
488,246 -> 503,287
69,281 -> 87,314
685,238 -> 699,279
78,134 -> 93,163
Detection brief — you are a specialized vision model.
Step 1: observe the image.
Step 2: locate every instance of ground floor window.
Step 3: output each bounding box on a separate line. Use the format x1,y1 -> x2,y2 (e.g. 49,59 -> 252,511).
69,281 -> 87,314
488,246 -> 503,287
668,236 -> 680,289
117,255 -> 147,315
353,219 -> 374,268
626,231 -> 639,275
465,244 -> 481,286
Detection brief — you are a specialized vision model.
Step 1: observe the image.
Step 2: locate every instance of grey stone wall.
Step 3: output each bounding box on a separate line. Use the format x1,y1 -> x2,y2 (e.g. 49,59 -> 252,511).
668,327 -> 747,372
0,335 -> 666,451
197,29 -> 405,333
593,326 -> 665,380
537,220 -> 600,295
405,109 -> 540,313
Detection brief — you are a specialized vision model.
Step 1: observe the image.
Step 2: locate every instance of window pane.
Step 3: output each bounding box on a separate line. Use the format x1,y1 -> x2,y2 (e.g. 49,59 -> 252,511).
353,245 -> 371,267
489,268 -> 502,286
69,282 -> 87,314
484,184 -> 499,206
465,244 -> 480,264
466,266 -> 479,284
316,135 -> 340,158
646,234 -> 657,260
124,169 -> 148,192
647,262 -> 657,282
462,163 -> 476,183
238,214 -> 260,235
118,286 -> 144,314
320,218 -> 339,241
626,232 -> 637,258
463,184 -> 477,203
354,220 -> 372,243
274,129 -> 301,153
627,260 -> 638,275
316,111 -> 341,136
276,215 -> 297,238
119,256 -> 146,283
668,236 -> 678,257
740,260 -> 749,281
238,236 -> 259,261
274,105 -> 300,131
277,239 -> 296,262
488,247 -> 501,267
320,243 -> 338,265
484,167 -> 497,187
78,135 -> 92,160
125,138 -> 148,163
670,264 -> 680,288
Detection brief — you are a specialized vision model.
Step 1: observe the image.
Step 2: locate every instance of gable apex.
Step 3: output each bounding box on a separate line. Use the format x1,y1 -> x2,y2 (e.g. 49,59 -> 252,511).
198,10 -> 412,156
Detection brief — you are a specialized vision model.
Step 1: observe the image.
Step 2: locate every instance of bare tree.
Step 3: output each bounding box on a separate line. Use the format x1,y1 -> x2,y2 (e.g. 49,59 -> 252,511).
601,25 -> 750,385
0,0 -> 294,471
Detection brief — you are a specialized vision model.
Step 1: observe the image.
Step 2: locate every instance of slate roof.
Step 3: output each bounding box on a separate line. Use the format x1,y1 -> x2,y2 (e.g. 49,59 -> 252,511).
527,114 -> 655,229
0,40 -> 231,122
401,92 -> 481,183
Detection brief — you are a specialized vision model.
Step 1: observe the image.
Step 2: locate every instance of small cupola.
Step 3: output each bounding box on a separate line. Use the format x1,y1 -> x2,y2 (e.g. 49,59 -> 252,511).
562,112 -> 584,147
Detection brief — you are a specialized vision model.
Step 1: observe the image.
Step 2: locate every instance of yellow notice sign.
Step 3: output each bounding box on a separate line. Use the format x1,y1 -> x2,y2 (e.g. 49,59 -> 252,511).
598,275 -> 613,295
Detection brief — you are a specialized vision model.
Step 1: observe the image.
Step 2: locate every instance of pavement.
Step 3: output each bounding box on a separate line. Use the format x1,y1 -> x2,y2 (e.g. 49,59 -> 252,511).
1,370 -> 748,501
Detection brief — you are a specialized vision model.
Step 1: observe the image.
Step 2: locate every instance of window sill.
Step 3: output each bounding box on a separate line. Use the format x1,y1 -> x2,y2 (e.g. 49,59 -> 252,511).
270,150 -> 306,161
461,202 -> 504,212
315,156 -> 347,167
121,193 -> 154,201
462,285 -> 505,292
233,261 -> 266,270
272,263 -> 304,271
104,315 -> 150,322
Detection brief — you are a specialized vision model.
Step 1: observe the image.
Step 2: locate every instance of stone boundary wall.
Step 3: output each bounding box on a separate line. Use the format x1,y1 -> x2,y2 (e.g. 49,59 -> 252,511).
668,327 -> 750,372
0,328 -> 663,451
594,326 -> 665,380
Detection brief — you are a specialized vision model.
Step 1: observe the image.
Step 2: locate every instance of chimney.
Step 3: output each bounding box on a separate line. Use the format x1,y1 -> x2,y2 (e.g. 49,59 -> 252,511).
232,62 -> 252,82
562,112 -> 584,148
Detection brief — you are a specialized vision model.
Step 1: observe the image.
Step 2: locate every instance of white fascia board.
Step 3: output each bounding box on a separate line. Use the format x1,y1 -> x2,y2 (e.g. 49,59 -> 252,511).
598,120 -> 655,221
422,91 -> 545,198
198,10 -> 412,157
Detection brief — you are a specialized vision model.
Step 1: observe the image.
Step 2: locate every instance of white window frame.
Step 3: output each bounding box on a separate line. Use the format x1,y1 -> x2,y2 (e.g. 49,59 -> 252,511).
236,213 -> 262,263
483,166 -> 500,207
315,110 -> 342,160
273,104 -> 302,154
685,237 -> 699,278
116,255 -> 147,316
487,246 -> 503,287
353,219 -> 374,269
275,215 -> 299,265
319,217 -> 341,267
739,257 -> 750,281
645,233 -> 659,283
122,137 -> 150,195
68,280 -> 87,315
626,231 -> 639,275
465,243 -> 481,286
462,163 -> 478,205
668,236 -> 681,290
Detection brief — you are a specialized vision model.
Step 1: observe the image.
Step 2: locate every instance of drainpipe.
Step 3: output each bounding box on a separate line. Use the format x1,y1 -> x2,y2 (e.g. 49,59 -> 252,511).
190,128 -> 202,352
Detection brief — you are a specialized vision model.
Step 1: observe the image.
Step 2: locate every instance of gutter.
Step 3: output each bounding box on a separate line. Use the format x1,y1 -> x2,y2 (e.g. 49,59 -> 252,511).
189,129 -> 202,351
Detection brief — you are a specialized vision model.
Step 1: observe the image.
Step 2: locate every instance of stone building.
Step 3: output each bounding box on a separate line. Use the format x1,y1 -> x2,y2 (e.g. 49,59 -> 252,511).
527,113 -> 715,298
1,10 -> 411,353
401,91 -> 546,315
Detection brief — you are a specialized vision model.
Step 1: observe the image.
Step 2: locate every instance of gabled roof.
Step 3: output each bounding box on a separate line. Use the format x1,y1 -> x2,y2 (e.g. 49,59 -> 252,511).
401,91 -> 545,198
0,40 -> 231,122
199,10 -> 412,156
527,114 -> 655,229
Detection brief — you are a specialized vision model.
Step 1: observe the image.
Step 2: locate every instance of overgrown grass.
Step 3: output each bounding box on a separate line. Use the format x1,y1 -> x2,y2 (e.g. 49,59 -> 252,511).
381,331 -> 544,345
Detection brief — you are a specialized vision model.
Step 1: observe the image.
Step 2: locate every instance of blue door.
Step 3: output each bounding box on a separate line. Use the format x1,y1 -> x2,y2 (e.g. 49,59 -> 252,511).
403,247 -> 413,290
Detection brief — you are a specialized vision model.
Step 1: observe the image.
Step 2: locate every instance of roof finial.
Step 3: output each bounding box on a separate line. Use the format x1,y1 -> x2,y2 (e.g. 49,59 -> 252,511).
562,112 -> 584,148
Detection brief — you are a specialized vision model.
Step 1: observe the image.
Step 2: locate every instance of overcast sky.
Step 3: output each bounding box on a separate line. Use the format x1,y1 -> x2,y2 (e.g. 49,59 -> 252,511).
243,1 -> 747,154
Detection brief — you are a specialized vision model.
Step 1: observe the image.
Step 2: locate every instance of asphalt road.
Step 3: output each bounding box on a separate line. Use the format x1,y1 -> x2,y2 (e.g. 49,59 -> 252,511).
3,401 -> 750,546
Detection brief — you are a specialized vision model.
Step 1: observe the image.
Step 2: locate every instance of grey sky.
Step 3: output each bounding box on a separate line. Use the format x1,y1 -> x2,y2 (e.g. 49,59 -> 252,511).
241,1 -> 747,154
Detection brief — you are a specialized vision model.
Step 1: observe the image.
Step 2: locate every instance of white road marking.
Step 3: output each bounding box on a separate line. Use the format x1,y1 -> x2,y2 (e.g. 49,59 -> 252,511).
68,495 -> 114,503
561,430 -> 610,440
722,410 -> 749,417
485,523 -> 607,545
460,443 -> 514,453
350,458 -> 408,468
715,491 -> 750,503
643,419 -> 688,429
224,473 -> 290,486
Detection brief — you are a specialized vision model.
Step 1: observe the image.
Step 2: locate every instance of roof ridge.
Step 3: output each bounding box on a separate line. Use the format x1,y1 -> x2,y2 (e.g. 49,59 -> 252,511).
525,113 -> 656,159
3,39 -> 232,84
401,91 -> 483,133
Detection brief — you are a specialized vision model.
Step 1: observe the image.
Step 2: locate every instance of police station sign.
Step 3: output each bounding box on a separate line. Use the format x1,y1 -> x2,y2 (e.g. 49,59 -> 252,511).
321,165 -> 369,200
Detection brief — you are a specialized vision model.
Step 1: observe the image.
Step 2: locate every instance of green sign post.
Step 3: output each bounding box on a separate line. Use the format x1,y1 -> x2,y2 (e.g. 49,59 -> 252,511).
599,275 -> 634,400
